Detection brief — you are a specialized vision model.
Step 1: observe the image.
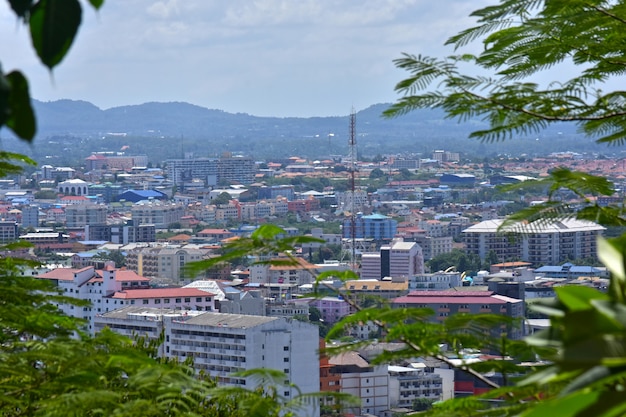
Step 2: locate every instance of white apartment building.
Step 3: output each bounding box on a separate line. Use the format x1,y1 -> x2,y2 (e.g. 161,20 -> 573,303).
37,264 -> 150,333
409,272 -> 461,291
463,218 -> 605,265
330,351 -> 389,416
94,307 -> 320,416
361,240 -> 425,281
388,365 -> 443,409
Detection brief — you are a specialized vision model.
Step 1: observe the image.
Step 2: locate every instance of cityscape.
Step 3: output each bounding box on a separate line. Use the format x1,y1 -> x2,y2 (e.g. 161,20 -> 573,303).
0,1 -> 624,416
0,107 -> 617,415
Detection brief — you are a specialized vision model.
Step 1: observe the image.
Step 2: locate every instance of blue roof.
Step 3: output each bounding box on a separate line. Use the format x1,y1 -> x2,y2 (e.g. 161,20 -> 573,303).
362,213 -> 389,220
122,189 -> 165,198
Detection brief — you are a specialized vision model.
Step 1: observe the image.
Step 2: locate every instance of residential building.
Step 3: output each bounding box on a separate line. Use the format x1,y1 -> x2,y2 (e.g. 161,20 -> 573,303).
329,351 -> 389,416
37,264 -> 151,333
343,213 -> 397,241
111,288 -> 216,311
388,365 -> 443,409
463,218 -> 605,265
94,307 -> 320,416
0,221 -> 18,242
392,290 -> 525,340
85,223 -> 156,244
167,157 -> 218,188
130,202 -> 185,228
409,272 -> 462,291
360,240 -> 424,281
125,246 -> 208,281
65,204 -> 107,228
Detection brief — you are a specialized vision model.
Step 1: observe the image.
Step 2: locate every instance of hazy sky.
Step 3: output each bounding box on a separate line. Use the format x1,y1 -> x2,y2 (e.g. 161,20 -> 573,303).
0,1 -> 489,117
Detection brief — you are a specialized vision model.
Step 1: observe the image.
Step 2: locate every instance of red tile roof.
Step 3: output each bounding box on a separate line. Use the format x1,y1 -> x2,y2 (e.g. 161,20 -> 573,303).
112,288 -> 214,299
394,290 -> 508,305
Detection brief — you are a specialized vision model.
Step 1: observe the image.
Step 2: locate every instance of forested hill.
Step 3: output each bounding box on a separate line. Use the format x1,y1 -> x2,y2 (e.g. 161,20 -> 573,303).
0,99 -> 600,164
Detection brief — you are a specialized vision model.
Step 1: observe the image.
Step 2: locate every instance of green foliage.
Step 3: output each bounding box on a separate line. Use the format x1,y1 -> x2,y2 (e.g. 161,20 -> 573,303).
384,1 -> 626,415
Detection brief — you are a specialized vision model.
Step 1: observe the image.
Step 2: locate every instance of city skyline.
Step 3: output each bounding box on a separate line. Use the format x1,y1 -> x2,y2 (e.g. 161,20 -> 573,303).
0,1 -> 488,118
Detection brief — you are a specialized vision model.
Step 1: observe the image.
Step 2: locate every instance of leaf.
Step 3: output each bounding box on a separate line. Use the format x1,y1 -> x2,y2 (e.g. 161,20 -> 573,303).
8,0 -> 33,19
5,71 -> 36,141
87,0 -> 104,10
555,286 -> 608,312
29,0 -> 82,69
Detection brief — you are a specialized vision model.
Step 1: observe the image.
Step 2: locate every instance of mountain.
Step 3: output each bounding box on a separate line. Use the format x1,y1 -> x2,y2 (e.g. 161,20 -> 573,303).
4,99 -> 596,166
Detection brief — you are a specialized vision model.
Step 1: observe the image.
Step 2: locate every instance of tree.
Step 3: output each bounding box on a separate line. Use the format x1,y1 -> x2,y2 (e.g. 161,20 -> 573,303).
384,1 -> 626,415
211,192 -> 232,206
369,167 -> 385,179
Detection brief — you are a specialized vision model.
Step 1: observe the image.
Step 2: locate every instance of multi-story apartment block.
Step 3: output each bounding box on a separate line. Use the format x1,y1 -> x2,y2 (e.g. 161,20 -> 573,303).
166,157 -> 218,187
65,204 -> 107,228
217,155 -> 255,185
94,306 -> 320,416
463,218 -> 605,265
248,256 -> 317,287
111,288 -> 215,311
360,240 -> 424,281
413,235 -> 454,261
0,221 -> 18,242
409,271 -> 462,291
37,264 -> 151,333
257,185 -> 295,201
392,290 -> 525,340
130,202 -> 185,228
85,223 -> 156,244
19,205 -> 40,228
388,365 -> 443,409
125,246 -> 208,281
343,213 -> 397,241
215,202 -> 241,222
329,351 -> 389,416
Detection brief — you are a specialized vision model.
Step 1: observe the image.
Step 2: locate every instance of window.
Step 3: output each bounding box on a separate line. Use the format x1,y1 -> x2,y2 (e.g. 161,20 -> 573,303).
143,300 -> 149,305
164,298 -> 170,303
284,357 -> 289,362
155,299 -> 161,304
184,298 -> 191,303
176,298 -> 181,303
196,297 -> 202,302
205,297 -> 211,302
283,346 -> 289,351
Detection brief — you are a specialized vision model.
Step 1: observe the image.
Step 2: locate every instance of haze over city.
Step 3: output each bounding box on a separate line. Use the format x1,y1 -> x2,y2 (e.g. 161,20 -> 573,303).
0,0 -> 491,117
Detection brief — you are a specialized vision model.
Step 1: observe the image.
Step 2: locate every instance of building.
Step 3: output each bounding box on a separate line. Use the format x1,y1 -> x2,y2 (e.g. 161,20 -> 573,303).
36,264 -> 151,333
65,204 -> 107,228
130,202 -> 185,228
409,272 -> 462,291
329,351 -> 389,416
343,213 -> 397,241
257,185 -> 295,201
85,223 -> 156,244
360,240 -> 424,281
463,218 -> 605,265
58,179 -> 89,196
392,290 -> 525,340
116,189 -> 168,203
166,158 -> 219,188
110,288 -> 216,311
125,246 -> 208,281
388,365 -> 443,409
0,221 -> 18,242
94,306 -> 320,416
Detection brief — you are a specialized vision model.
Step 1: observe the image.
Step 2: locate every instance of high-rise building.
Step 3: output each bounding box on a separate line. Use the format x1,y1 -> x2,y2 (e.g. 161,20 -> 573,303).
463,218 -> 605,265
360,240 -> 424,280
94,306 -> 320,417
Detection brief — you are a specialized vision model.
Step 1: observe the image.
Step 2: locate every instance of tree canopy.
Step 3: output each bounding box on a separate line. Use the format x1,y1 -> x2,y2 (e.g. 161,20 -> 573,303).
384,1 -> 626,416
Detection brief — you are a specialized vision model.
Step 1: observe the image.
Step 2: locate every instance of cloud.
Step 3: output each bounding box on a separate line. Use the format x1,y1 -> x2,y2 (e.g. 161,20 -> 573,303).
0,0 -> 494,117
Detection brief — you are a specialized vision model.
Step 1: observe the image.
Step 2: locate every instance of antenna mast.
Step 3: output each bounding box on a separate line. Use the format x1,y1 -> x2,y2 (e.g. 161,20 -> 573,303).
348,109 -> 357,272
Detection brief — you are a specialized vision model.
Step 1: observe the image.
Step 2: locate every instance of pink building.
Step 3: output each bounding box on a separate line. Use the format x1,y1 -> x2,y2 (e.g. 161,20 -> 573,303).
111,288 -> 216,311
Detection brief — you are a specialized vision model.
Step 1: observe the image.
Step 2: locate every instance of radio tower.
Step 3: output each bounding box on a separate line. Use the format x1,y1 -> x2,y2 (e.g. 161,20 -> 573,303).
348,108 -> 358,272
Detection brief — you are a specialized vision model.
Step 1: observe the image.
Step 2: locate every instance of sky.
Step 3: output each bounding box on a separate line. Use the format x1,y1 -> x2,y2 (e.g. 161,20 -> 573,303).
0,1 -> 490,118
